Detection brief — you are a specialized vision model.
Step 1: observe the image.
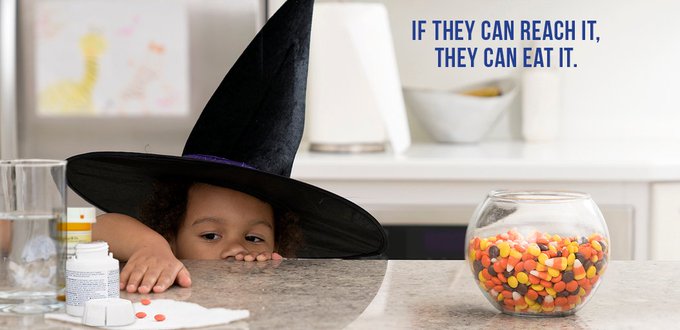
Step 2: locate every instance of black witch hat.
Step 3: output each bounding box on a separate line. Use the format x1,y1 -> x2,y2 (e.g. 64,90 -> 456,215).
66,0 -> 387,258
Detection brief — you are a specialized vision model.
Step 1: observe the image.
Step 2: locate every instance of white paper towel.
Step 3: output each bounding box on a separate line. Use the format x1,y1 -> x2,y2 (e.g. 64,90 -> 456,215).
307,3 -> 411,153
521,69 -> 561,142
45,299 -> 249,329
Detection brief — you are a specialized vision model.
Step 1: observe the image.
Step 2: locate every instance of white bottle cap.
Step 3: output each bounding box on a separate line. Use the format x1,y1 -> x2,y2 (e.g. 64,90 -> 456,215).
67,207 -> 97,223
82,298 -> 135,327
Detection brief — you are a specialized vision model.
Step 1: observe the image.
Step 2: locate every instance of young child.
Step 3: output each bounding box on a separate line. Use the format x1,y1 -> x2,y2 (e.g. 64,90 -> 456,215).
66,0 -> 386,294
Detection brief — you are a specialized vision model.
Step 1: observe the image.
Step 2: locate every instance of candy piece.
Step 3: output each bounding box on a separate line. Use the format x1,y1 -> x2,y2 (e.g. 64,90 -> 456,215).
538,253 -> 549,265
586,265 -> 597,279
488,245 -> 500,258
530,270 -> 552,281
544,257 -> 568,271
481,255 -> 491,268
512,291 -> 522,301
516,272 -> 529,284
154,314 -> 166,322
141,299 -> 151,306
524,259 -> 537,272
573,259 -> 586,280
591,240 -> 602,252
553,281 -> 566,292
527,244 -> 541,257
547,267 -> 560,278
480,238 -> 490,251
136,312 -> 147,319
498,242 -> 511,258
507,276 -> 518,288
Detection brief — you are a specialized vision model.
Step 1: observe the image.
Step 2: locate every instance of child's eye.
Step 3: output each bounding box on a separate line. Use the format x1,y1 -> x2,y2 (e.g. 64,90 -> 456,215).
245,235 -> 264,243
200,233 -> 222,241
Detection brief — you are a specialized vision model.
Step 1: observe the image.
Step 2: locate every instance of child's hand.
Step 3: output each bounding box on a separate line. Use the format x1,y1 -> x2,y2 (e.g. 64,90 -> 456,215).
234,252 -> 283,262
120,244 -> 192,294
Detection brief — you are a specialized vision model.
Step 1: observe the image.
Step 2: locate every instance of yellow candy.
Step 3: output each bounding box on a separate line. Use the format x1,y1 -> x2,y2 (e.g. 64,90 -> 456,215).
548,244 -> 557,254
509,248 -> 523,259
538,253 -> 549,265
516,272 -> 529,284
528,244 -> 541,257
545,287 -> 557,297
498,242 -> 510,258
531,284 -> 544,291
469,250 -> 476,260
567,253 -> 575,266
591,255 -> 599,263
480,238 -> 490,251
547,267 -> 560,278
497,293 -> 504,301
478,271 -> 486,282
592,240 -> 602,252
508,276 -> 518,288
586,265 -> 597,279
578,287 -> 587,296
529,303 -> 542,311
525,296 -> 536,306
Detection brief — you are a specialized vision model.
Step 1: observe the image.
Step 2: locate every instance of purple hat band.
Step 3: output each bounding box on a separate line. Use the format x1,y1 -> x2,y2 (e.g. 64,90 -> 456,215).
183,154 -> 257,170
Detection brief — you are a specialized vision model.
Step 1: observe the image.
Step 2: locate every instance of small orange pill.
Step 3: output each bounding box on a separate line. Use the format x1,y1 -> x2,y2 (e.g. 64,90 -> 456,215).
135,312 -> 147,319
154,314 -> 166,322
141,298 -> 151,305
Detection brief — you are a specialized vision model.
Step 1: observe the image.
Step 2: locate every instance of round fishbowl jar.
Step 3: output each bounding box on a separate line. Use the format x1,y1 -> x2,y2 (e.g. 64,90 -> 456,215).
465,190 -> 610,316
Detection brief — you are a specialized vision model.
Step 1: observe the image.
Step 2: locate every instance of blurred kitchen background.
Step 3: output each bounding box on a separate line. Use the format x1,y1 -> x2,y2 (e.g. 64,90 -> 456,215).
2,0 -> 680,260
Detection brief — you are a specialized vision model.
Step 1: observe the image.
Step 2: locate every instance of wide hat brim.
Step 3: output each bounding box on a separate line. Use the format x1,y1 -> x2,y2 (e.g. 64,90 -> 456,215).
67,151 -> 387,258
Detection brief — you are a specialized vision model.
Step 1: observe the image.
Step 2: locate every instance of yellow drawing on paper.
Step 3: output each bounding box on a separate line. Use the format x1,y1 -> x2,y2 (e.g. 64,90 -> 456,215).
39,33 -> 107,115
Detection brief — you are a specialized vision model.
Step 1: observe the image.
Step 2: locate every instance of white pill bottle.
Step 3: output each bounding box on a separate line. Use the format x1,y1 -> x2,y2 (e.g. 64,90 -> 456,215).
66,241 -> 119,316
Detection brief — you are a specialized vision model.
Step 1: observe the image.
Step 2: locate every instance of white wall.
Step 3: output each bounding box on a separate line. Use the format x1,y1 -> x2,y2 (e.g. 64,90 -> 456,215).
321,0 -> 680,142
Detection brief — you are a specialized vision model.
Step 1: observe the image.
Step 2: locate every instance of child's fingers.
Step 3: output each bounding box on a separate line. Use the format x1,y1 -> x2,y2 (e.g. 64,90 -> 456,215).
119,264 -> 134,290
138,268 -> 163,294
125,265 -> 148,293
256,253 -> 269,262
153,268 -> 178,293
272,252 -> 283,260
235,253 -> 244,261
243,252 -> 259,262
176,267 -> 192,288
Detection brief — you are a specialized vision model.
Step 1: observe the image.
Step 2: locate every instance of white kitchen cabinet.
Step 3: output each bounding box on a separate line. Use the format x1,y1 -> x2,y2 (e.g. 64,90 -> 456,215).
292,141 -> 680,260
651,183 -> 680,260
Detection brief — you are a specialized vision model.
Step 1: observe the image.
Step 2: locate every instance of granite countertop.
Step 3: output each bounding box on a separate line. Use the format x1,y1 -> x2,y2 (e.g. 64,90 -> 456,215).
3,260 -> 680,329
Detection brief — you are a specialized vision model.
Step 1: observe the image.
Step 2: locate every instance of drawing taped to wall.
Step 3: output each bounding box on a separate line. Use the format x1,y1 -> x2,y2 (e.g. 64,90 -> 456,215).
35,0 -> 188,117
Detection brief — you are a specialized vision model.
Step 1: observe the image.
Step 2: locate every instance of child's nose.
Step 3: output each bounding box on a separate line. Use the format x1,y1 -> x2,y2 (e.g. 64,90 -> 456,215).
220,240 -> 249,259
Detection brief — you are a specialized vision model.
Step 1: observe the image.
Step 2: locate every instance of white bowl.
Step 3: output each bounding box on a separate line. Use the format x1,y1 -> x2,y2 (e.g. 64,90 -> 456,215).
404,80 -> 517,143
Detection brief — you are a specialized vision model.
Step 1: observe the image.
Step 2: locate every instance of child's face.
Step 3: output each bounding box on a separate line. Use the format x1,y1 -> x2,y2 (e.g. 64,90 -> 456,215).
173,183 -> 275,259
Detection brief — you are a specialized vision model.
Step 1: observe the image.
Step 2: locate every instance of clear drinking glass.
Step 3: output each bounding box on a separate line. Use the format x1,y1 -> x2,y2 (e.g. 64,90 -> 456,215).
465,190 -> 610,316
0,160 -> 67,314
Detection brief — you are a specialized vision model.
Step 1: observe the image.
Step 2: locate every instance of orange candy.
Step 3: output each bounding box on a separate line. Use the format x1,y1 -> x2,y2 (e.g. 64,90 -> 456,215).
553,281 -> 566,292
154,314 -> 166,322
141,298 -> 151,306
135,312 -> 147,319
565,280 -> 579,292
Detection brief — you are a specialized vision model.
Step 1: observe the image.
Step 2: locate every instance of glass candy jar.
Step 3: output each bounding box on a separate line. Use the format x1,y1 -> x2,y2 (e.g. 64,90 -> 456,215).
465,190 -> 610,316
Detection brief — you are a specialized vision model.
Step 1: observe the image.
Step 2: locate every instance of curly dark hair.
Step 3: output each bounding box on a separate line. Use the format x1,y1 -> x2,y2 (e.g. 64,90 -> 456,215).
137,180 -> 302,257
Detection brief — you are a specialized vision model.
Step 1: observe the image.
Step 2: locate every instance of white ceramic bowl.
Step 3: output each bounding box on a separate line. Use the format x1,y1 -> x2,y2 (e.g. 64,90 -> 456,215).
404,80 -> 517,143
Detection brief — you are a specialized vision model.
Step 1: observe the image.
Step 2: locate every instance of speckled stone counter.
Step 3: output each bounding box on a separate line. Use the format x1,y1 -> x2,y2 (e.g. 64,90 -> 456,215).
2,260 -> 680,329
